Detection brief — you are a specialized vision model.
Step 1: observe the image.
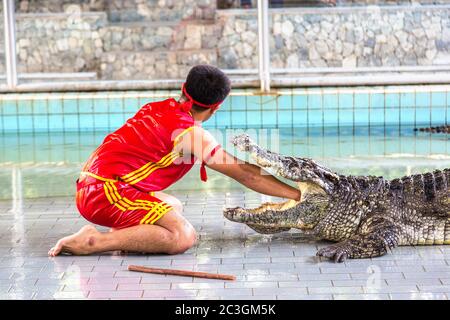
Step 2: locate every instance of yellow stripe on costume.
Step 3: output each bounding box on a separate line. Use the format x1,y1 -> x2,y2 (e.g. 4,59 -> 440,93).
139,205 -> 160,225
126,152 -> 179,185
148,203 -> 172,224
104,182 -> 127,211
103,183 -> 115,205
108,182 -> 157,211
124,152 -> 175,184
121,152 -> 177,184
105,182 -> 119,202
119,126 -> 194,184
173,126 -> 194,146
103,180 -> 158,213
135,199 -> 157,206
145,203 -> 169,224
121,151 -> 175,182
100,177 -> 173,224
81,171 -> 117,183
140,202 -> 172,225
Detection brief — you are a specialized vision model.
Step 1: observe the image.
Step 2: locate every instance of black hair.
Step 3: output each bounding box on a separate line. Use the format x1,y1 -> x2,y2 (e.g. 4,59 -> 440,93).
184,65 -> 231,112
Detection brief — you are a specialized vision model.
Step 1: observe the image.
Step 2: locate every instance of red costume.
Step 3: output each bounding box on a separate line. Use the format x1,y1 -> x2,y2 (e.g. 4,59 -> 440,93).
76,88 -> 222,229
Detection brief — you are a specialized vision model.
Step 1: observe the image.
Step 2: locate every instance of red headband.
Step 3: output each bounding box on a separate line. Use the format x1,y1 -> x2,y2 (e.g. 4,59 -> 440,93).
181,83 -> 223,113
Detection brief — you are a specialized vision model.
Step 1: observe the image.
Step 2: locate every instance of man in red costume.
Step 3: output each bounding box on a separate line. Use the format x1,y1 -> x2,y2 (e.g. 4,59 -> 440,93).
48,65 -> 301,256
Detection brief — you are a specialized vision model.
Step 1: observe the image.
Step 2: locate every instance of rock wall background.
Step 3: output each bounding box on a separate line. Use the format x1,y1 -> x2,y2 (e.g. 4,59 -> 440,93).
0,2 -> 448,79
217,6 -> 450,70
4,0 -> 216,21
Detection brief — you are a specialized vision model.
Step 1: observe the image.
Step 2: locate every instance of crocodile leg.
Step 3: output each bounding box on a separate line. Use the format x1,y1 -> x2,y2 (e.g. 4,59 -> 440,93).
316,216 -> 400,262
231,134 -> 339,193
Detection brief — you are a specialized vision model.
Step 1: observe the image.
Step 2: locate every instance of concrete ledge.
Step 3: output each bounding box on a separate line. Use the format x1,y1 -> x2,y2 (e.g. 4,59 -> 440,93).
217,4 -> 450,16
1,72 -> 449,93
0,72 -> 97,80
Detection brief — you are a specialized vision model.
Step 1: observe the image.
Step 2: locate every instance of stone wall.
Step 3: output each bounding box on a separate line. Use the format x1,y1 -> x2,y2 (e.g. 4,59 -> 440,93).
105,0 -> 216,22
217,5 -> 450,69
100,50 -> 217,79
4,0 -> 216,21
0,4 -> 449,79
0,13 -> 107,74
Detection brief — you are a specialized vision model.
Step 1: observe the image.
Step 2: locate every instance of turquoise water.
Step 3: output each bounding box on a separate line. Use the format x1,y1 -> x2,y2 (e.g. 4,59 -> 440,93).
0,87 -> 449,133
0,86 -> 449,200
0,124 -> 448,200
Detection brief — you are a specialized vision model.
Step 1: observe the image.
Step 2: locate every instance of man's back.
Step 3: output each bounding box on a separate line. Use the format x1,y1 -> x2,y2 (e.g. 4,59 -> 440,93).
82,98 -> 196,192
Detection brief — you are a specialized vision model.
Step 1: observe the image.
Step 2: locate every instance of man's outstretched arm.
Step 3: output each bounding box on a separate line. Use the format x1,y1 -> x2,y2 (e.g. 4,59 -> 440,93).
176,127 -> 301,201
207,148 -> 301,201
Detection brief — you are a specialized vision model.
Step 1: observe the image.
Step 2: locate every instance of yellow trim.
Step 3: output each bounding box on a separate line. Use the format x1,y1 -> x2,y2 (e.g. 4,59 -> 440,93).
105,182 -> 118,202
108,181 -> 156,211
139,205 -> 160,224
104,182 -> 126,211
123,152 -> 174,183
103,181 -> 169,217
118,126 -> 194,185
143,203 -> 172,225
103,183 -> 115,205
148,203 -> 172,224
81,171 -> 117,183
173,126 -> 194,146
121,197 -> 138,207
101,180 -> 172,225
135,199 -> 156,206
121,151 -> 176,183
121,151 -> 174,180
125,152 -> 179,185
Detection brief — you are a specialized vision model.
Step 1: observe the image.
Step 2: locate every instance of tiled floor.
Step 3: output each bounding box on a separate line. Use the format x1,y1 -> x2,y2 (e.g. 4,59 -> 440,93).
0,191 -> 449,300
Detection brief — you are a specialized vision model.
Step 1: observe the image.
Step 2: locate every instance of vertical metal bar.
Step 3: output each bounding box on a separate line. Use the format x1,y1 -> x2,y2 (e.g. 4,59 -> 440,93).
3,0 -> 18,88
257,0 -> 270,92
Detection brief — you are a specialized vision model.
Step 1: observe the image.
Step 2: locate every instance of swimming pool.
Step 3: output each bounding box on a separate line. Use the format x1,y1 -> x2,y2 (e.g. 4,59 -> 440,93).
0,85 -> 449,200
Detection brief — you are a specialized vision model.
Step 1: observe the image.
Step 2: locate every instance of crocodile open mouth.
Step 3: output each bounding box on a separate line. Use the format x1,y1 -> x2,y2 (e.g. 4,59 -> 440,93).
241,181 -> 326,212
223,180 -> 329,233
240,198 -> 299,214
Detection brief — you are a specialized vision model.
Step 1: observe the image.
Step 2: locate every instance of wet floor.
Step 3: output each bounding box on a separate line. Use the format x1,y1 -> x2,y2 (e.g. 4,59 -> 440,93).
0,125 -> 449,299
0,191 -> 449,300
0,125 -> 449,200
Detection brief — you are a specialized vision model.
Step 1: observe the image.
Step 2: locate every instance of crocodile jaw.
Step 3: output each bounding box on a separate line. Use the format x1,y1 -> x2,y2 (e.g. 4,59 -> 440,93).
224,181 -> 329,230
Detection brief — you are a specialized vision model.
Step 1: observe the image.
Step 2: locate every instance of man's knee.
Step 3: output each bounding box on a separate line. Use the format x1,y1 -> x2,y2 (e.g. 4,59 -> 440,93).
166,225 -> 197,255
169,198 -> 183,214
155,192 -> 183,214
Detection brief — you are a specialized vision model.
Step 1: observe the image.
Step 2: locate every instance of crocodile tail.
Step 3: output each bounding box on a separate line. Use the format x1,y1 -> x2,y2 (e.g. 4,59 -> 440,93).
414,125 -> 450,133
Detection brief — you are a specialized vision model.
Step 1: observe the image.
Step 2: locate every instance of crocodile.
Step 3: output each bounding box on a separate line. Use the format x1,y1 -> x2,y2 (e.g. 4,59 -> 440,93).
414,125 -> 450,134
224,134 -> 450,262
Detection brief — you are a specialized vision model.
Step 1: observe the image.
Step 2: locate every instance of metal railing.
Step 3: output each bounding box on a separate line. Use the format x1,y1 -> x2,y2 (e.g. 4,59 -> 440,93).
3,0 -> 17,88
257,0 -> 271,92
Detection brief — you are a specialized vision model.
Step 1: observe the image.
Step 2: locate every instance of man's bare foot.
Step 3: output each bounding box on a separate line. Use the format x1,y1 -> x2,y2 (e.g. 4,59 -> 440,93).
48,225 -> 100,257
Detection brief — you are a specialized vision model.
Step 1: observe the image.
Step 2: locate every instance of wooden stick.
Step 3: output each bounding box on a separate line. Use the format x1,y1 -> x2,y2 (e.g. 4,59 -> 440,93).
128,265 -> 236,281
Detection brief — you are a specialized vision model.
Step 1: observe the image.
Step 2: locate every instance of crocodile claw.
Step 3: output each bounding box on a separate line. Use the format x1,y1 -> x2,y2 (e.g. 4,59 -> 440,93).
316,244 -> 349,263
